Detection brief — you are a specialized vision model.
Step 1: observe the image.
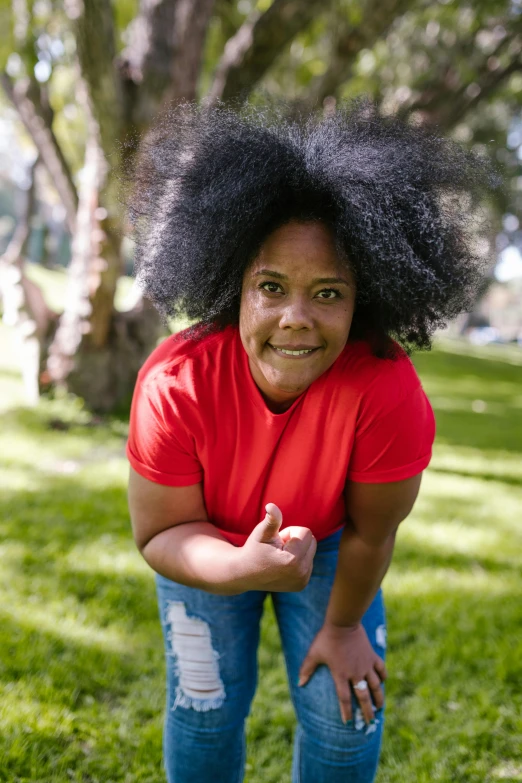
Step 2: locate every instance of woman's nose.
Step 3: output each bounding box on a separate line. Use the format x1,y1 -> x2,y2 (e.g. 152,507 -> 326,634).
278,296 -> 314,330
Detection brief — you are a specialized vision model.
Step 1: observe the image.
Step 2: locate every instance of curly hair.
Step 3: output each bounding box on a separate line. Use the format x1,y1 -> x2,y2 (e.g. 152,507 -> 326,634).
126,96 -> 502,357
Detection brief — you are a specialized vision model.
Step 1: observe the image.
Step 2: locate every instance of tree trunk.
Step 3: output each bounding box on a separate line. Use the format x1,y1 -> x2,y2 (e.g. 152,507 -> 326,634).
0,158 -> 59,406
44,94 -> 165,412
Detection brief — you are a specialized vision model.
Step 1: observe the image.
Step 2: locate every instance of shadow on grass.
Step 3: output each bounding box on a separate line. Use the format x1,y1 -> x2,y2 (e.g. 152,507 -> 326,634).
391,543 -> 521,576
413,347 -> 522,387
0,615 -> 144,705
2,477 -> 131,547
430,409 -> 522,454
0,400 -> 130,442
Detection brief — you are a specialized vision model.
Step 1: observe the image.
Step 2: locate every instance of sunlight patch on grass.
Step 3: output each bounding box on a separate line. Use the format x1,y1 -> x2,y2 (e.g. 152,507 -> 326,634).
63,541 -> 149,577
426,376 -> 521,400
0,467 -> 44,491
434,335 -> 522,366
0,598 -> 130,653
386,567 -> 520,598
23,263 -> 135,315
0,685 -> 75,735
491,763 -> 522,780
419,471 -> 522,509
428,395 -> 512,416
0,374 -> 24,413
429,444 -> 522,482
0,429 -> 122,470
400,520 -> 504,556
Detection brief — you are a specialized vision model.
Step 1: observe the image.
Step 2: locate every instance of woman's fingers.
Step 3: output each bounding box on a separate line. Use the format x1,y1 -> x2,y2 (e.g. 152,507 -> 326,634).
281,527 -> 316,556
334,679 -> 353,724
366,670 -> 384,710
351,678 -> 374,724
374,656 -> 388,682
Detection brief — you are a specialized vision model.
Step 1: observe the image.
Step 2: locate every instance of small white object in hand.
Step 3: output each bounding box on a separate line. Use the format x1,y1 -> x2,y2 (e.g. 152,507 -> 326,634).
353,680 -> 368,691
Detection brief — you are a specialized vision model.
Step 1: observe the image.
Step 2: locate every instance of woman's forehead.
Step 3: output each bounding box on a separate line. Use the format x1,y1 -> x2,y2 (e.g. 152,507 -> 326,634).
247,221 -> 352,281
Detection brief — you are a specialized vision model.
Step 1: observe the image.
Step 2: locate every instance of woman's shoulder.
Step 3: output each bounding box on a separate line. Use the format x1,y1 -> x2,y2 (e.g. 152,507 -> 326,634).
137,323 -> 237,392
337,338 -> 422,403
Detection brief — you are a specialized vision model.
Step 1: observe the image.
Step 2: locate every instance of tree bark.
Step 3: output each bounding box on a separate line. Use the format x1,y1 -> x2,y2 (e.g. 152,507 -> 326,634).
45,118 -> 165,411
72,0 -> 124,182
167,0 -> 217,103
207,0 -> 330,104
120,0 -> 216,127
119,0 -> 181,128
1,73 -> 78,234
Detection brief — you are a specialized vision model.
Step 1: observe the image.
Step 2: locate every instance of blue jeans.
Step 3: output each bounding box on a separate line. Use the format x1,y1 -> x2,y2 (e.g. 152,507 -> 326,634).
155,527 -> 387,783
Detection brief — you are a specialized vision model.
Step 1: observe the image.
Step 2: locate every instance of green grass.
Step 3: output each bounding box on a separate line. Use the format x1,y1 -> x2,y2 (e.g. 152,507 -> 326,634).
1,319 -> 521,782
23,262 -> 136,315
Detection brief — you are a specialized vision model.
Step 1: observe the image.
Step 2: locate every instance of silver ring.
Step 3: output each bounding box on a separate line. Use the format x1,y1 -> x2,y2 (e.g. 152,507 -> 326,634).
353,679 -> 368,691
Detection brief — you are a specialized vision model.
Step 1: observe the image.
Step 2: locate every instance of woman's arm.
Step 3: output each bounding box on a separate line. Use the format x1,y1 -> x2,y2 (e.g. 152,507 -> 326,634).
324,473 -> 423,627
128,466 -> 243,595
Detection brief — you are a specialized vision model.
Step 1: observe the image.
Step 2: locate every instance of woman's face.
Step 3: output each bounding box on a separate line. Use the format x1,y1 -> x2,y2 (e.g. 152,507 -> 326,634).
239,220 -> 356,412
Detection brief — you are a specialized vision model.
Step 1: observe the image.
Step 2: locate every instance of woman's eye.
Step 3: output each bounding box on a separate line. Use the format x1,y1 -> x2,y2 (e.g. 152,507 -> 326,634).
316,288 -> 341,299
259,282 -> 283,293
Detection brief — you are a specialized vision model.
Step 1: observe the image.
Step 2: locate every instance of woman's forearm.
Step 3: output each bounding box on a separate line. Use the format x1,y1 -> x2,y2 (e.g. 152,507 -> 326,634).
141,522 -> 244,596
324,521 -> 396,628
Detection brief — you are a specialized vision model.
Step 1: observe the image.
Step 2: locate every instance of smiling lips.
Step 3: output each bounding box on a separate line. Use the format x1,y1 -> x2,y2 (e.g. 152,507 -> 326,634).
269,343 -> 320,357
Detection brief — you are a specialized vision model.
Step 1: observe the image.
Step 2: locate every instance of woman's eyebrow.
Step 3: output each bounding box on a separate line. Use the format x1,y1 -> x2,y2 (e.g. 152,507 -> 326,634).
253,269 -> 351,285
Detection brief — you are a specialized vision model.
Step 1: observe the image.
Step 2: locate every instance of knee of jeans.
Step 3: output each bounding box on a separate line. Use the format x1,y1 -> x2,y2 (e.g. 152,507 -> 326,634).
164,600 -> 226,713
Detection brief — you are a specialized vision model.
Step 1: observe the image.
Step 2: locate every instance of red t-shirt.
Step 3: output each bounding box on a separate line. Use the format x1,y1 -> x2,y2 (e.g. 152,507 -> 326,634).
126,325 -> 436,546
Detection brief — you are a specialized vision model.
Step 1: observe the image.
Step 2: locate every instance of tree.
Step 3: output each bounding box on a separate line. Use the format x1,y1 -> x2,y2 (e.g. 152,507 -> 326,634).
1,0 -> 521,411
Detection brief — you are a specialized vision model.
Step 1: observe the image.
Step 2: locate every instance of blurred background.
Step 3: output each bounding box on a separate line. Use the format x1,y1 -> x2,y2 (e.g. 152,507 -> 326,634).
0,2 -> 521,782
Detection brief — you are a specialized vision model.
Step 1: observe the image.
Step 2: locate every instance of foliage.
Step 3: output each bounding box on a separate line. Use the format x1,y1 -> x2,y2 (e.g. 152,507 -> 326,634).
3,0 -> 522,232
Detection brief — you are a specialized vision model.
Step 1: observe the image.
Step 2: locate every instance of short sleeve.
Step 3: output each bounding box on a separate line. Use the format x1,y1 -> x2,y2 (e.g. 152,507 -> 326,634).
346,379 -> 436,484
126,371 -> 203,487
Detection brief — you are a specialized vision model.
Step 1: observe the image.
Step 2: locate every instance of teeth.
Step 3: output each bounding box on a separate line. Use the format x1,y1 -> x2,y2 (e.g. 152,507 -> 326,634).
276,347 -> 315,355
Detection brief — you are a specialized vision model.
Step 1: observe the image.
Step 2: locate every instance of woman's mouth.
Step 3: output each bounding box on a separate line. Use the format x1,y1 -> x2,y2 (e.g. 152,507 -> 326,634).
268,344 -> 320,358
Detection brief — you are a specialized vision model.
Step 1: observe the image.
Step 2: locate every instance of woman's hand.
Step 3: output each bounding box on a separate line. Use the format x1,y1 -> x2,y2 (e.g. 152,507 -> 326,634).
298,622 -> 387,725
236,503 -> 317,592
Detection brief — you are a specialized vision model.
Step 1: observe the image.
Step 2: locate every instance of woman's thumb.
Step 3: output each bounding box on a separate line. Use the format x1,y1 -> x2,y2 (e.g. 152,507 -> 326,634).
256,503 -> 282,541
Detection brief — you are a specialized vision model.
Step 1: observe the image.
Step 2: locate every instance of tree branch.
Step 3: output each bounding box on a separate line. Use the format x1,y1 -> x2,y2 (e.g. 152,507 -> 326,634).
206,0 -> 330,105
1,73 -> 78,234
402,30 -> 522,131
0,157 -> 58,406
120,0 -> 215,128
1,156 -> 39,267
167,0 -> 216,103
119,0 -> 180,128
298,0 -> 417,113
71,0 -> 123,166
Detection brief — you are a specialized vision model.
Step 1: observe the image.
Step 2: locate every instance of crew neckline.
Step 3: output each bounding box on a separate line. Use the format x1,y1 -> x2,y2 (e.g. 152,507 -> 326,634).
236,330 -> 309,419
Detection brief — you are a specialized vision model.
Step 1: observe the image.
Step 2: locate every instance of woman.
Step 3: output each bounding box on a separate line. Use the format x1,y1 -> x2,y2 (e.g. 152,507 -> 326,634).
125,98 -> 498,783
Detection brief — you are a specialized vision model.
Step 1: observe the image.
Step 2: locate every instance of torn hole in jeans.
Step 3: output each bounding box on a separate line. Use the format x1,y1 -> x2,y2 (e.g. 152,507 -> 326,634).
165,601 -> 226,712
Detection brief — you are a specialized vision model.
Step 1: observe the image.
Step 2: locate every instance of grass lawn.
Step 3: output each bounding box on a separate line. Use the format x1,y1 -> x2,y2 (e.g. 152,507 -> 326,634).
0,317 -> 521,782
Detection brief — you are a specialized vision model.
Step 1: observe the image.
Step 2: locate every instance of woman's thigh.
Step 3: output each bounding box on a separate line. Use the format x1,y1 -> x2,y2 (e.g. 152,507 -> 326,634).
270,528 -> 387,783
155,573 -> 267,783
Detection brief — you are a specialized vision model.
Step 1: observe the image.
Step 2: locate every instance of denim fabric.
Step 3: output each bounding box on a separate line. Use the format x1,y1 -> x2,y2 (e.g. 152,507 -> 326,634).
155,526 -> 387,783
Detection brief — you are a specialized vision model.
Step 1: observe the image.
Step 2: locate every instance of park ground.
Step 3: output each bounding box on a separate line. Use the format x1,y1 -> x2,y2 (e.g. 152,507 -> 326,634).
1,265 -> 522,782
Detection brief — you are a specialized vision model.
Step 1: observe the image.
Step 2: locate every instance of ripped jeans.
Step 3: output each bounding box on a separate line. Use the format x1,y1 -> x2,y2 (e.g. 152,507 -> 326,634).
155,526 -> 387,783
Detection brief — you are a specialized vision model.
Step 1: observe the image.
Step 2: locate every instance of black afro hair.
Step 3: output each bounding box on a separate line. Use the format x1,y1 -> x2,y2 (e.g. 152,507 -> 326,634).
126,96 -> 502,357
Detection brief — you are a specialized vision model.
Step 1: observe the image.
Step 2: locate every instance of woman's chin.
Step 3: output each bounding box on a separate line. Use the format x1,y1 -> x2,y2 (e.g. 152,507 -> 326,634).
266,371 -> 312,396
